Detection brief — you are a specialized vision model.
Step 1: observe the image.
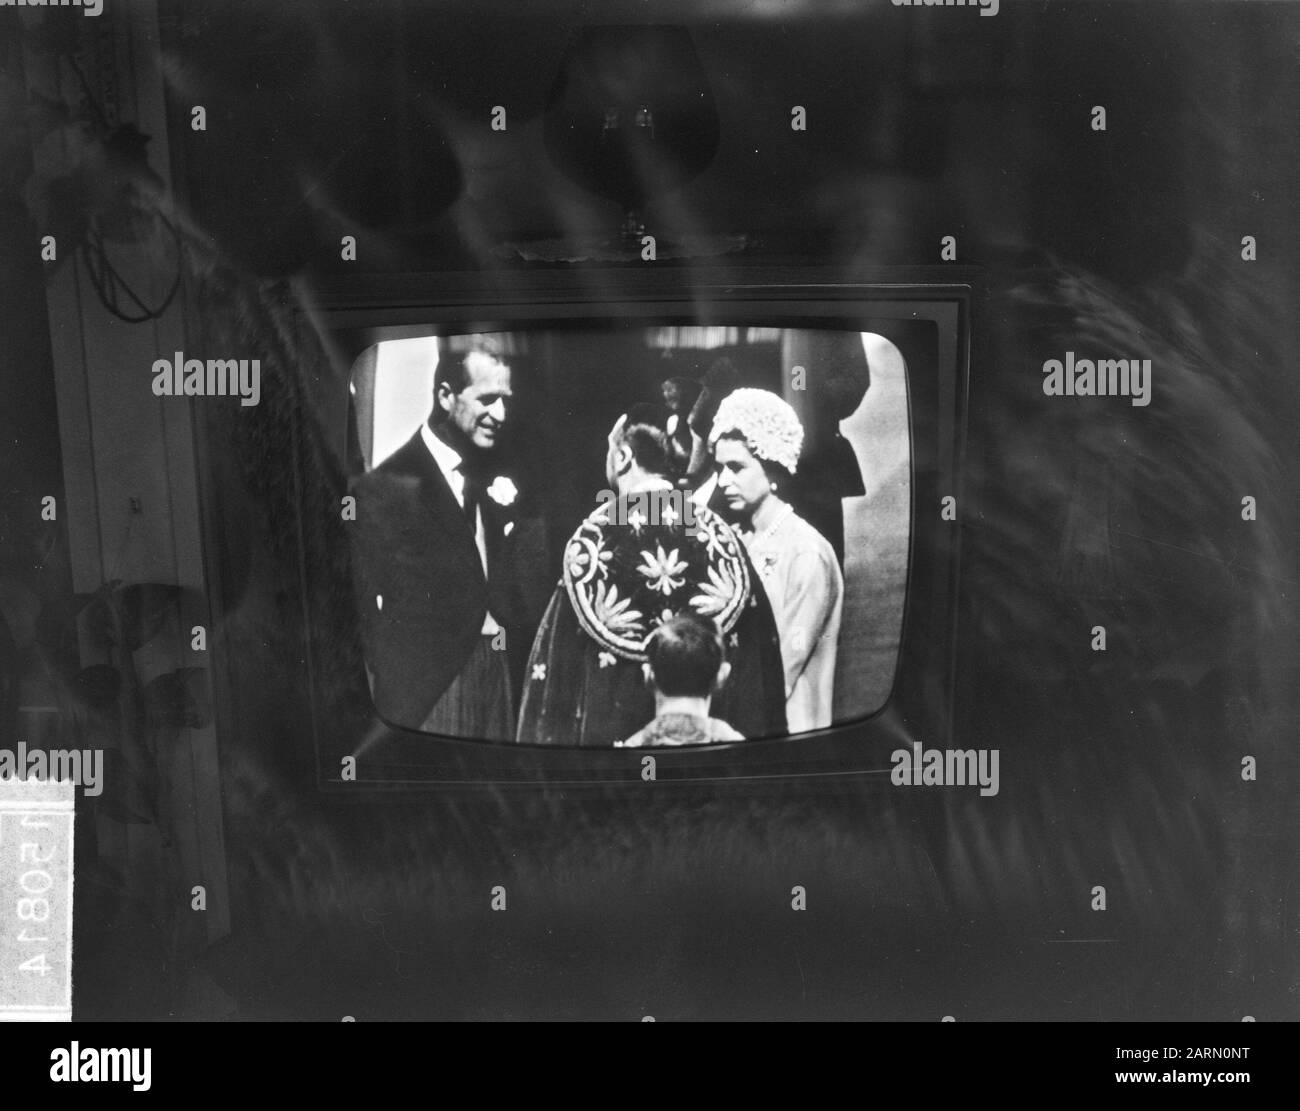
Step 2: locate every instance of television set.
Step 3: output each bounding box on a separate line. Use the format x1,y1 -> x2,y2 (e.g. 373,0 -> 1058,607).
192,268 -> 971,791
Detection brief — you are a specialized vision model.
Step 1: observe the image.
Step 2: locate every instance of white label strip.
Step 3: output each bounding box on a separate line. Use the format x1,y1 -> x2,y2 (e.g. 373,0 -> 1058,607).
0,777 -> 74,1023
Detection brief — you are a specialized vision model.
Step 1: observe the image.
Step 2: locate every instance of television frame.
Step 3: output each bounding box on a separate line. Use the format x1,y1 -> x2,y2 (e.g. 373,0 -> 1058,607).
247,267 -> 973,792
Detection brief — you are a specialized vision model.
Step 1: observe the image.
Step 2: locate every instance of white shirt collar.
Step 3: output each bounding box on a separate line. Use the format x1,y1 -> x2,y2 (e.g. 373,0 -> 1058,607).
420,422 -> 465,481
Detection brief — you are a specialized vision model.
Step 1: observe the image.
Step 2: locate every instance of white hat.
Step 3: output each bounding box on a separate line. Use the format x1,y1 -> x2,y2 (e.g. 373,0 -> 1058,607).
708,388 -> 804,474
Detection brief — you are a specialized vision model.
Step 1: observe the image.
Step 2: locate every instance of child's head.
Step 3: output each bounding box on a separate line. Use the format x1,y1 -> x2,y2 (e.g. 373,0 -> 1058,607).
644,611 -> 730,699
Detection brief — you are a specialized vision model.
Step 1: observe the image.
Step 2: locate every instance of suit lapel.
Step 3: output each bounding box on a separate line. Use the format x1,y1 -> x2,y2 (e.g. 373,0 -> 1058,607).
389,432 -> 486,583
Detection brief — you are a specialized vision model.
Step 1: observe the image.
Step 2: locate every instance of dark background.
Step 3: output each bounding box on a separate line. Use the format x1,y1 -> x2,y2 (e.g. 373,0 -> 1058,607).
1,0 -> 1297,1020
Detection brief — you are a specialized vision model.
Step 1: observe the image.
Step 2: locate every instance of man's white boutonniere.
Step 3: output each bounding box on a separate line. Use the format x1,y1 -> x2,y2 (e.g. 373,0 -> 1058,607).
487,476 -> 518,507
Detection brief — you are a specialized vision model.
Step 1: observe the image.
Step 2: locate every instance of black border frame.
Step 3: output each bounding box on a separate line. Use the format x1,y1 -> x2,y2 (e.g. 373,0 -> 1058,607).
285,267 -> 973,791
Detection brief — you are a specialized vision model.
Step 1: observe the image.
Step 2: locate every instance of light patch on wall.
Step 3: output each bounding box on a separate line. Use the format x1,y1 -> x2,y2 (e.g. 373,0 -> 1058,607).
370,338 -> 440,468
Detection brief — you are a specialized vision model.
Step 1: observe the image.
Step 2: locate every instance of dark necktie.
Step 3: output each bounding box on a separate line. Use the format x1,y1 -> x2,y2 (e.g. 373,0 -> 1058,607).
459,464 -> 483,529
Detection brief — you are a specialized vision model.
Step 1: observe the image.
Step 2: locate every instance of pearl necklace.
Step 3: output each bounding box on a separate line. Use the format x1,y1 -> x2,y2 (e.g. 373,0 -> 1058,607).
746,503 -> 794,551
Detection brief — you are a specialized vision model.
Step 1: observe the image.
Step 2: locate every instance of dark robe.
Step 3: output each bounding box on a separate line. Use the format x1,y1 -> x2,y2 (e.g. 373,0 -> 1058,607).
514,493 -> 788,746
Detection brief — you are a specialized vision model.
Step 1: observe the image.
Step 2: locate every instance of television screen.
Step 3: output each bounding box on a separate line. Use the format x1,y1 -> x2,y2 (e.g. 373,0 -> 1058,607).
283,275 -> 969,787
348,326 -> 910,747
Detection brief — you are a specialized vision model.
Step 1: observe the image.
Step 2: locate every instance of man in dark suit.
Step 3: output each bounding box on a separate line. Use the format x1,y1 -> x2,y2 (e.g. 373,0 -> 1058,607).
349,335 -> 525,737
